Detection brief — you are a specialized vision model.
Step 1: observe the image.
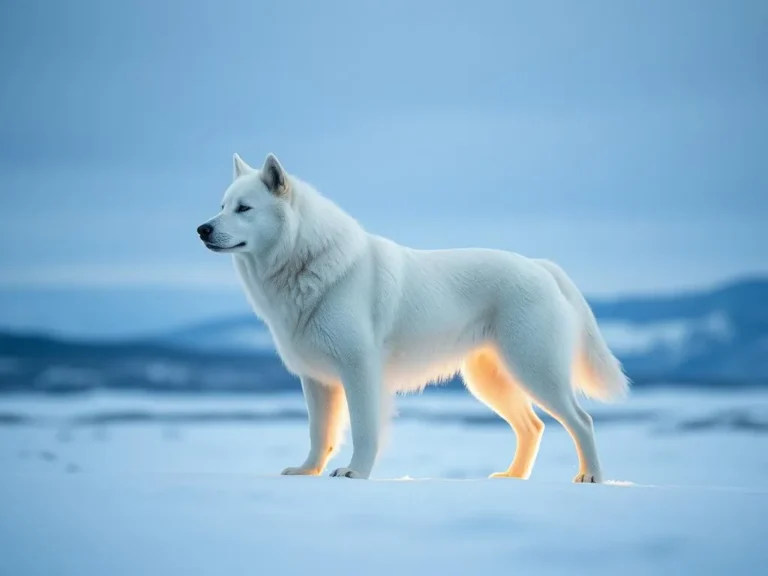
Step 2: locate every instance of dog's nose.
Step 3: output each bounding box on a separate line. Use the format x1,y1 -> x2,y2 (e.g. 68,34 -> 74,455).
197,224 -> 213,240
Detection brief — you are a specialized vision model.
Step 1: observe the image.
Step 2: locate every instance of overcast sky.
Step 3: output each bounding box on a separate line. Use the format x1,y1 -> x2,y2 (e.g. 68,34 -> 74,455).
1,0 -> 766,306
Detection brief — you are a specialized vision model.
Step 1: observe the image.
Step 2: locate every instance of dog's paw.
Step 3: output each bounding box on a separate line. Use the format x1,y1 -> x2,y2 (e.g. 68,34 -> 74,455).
281,466 -> 321,476
329,467 -> 363,479
489,471 -> 525,479
573,473 -> 602,484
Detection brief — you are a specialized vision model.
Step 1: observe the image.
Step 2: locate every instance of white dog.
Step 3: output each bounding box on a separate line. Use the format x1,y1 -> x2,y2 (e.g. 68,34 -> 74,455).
198,152 -> 629,482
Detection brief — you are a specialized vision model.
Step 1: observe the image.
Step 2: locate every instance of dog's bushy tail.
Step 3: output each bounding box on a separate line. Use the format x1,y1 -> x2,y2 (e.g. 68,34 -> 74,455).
535,259 -> 630,402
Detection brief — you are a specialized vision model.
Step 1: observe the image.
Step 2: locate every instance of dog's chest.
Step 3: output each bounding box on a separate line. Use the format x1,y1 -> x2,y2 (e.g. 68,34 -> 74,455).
233,255 -> 343,382
266,320 -> 337,381
242,286 -> 335,379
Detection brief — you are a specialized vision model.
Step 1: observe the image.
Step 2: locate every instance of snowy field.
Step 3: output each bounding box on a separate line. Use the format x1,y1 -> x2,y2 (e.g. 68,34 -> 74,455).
1,388 -> 767,575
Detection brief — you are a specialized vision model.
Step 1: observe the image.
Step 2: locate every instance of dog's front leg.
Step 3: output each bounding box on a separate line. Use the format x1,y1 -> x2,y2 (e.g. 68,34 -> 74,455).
281,377 -> 347,476
329,359 -> 381,479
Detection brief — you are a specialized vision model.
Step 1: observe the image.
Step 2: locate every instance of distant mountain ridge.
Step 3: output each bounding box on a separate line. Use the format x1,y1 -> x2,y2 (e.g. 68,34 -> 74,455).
0,331 -> 290,395
153,316 -> 276,354
590,277 -> 768,383
0,277 -> 766,394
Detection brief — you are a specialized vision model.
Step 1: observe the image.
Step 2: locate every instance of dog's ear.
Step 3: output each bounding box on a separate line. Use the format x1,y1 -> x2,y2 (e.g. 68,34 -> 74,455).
260,153 -> 290,197
233,153 -> 254,180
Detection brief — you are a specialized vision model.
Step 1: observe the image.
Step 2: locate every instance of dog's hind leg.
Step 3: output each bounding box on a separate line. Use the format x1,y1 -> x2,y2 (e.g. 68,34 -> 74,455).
463,350 -> 545,479
281,377 -> 348,476
494,302 -> 604,484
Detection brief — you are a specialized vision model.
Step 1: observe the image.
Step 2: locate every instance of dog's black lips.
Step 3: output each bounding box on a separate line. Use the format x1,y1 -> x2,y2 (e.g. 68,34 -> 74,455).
205,242 -> 246,252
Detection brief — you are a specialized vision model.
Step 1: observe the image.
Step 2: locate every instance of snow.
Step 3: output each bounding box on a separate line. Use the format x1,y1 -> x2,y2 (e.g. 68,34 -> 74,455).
1,389 -> 767,575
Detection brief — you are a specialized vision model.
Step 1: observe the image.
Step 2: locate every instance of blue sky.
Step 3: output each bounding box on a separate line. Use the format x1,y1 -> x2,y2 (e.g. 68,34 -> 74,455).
1,0 -> 766,335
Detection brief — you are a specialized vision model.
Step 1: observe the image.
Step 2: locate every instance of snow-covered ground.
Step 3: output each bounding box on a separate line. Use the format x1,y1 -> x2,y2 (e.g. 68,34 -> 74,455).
1,389 -> 767,575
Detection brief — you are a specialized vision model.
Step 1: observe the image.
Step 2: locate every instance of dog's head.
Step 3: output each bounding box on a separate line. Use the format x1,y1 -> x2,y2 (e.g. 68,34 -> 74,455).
197,153 -> 292,255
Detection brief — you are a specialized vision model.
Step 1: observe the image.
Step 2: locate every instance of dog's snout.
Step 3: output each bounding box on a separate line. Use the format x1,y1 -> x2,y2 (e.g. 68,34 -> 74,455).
197,223 -> 213,240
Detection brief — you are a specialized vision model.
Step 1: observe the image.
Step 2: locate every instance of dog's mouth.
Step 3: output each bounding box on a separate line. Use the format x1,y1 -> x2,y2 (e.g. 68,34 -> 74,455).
205,242 -> 246,253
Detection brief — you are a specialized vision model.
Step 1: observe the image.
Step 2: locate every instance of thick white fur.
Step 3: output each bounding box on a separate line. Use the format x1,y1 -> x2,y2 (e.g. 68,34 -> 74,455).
199,153 -> 630,482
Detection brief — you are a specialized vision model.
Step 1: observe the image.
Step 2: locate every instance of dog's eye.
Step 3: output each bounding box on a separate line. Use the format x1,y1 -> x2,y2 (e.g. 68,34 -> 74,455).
236,205 -> 251,213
